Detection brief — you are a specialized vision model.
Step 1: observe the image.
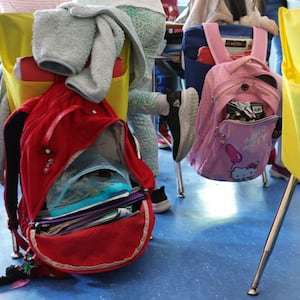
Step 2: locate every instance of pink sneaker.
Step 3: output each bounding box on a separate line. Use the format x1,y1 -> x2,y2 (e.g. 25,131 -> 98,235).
270,163 -> 291,181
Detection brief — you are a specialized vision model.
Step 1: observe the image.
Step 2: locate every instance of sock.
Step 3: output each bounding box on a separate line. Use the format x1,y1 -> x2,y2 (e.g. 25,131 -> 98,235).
154,178 -> 159,190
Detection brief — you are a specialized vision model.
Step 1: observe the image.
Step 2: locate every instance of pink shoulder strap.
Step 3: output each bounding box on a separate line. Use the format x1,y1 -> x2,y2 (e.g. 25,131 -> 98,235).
203,22 -> 268,64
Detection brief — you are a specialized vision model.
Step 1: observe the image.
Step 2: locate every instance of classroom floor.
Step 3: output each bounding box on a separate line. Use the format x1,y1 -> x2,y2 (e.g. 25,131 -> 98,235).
0,147 -> 300,300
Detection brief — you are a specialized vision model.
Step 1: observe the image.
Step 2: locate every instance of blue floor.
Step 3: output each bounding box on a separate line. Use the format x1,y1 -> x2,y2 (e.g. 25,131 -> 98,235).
0,148 -> 300,300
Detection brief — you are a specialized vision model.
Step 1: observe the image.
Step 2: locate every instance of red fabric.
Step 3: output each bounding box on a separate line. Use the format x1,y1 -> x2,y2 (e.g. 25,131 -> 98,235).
268,148 -> 276,165
28,201 -> 154,274
4,82 -> 155,274
16,56 -> 124,81
15,83 -> 154,220
161,0 -> 179,21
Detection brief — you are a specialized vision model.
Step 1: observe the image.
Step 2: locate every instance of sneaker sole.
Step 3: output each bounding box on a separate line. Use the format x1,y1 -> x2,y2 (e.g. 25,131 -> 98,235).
152,200 -> 171,213
158,144 -> 171,149
175,88 -> 199,162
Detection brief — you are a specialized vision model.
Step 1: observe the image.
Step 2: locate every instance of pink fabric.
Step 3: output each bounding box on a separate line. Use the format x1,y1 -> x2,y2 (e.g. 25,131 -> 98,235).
0,0 -> 66,12
187,25 -> 281,182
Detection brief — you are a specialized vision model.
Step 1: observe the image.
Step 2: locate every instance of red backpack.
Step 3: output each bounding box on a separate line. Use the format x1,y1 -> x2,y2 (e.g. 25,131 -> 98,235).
3,82 -> 155,276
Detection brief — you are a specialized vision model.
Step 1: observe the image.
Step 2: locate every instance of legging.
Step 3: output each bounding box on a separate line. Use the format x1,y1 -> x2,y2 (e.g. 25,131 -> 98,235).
119,6 -> 166,176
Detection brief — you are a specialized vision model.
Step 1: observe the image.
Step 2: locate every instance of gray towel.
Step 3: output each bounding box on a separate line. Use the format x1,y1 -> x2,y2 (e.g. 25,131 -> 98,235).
33,8 -> 96,76
65,14 -> 125,103
59,2 -> 146,95
32,3 -> 146,103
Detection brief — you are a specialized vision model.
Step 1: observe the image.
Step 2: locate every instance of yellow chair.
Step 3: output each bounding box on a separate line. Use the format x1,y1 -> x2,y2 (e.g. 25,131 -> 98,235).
0,13 -> 130,120
0,13 -> 131,257
247,7 -> 300,295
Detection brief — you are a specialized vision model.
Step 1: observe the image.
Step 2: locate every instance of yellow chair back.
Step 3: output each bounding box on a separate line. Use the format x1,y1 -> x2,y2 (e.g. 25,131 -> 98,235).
0,13 -> 129,120
279,7 -> 300,179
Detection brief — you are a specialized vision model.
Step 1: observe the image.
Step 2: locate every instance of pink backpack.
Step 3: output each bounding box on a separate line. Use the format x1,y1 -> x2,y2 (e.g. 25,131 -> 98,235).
188,23 -> 281,182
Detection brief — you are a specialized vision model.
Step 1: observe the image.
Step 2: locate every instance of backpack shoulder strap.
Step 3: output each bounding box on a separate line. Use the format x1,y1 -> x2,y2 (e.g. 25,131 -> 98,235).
251,26 -> 268,62
203,22 -> 232,64
203,22 -> 268,64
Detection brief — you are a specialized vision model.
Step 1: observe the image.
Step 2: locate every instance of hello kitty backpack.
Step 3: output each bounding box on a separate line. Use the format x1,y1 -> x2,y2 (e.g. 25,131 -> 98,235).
187,23 -> 281,182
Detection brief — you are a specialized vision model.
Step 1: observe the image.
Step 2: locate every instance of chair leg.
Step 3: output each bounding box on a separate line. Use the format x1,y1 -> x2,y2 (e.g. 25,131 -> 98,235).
262,169 -> 269,187
175,161 -> 185,198
247,174 -> 298,296
155,116 -> 185,198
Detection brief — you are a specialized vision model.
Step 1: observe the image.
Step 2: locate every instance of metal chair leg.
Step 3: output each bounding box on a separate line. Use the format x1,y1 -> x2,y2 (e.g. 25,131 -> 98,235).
157,124 -> 185,198
247,174 -> 298,296
175,161 -> 185,198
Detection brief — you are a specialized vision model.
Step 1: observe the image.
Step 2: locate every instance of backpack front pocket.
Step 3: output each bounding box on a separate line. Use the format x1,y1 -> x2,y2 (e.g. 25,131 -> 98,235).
201,115 -> 278,181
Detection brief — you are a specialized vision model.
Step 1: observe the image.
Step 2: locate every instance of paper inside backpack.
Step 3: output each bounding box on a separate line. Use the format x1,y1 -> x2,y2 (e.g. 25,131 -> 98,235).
38,208 -> 136,236
45,153 -> 132,218
36,189 -> 146,235
226,101 -> 266,122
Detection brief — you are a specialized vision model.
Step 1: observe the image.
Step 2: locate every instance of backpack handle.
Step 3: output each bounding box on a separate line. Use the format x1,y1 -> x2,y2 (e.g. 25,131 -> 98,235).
229,55 -> 270,74
203,23 -> 268,64
42,104 -> 82,146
